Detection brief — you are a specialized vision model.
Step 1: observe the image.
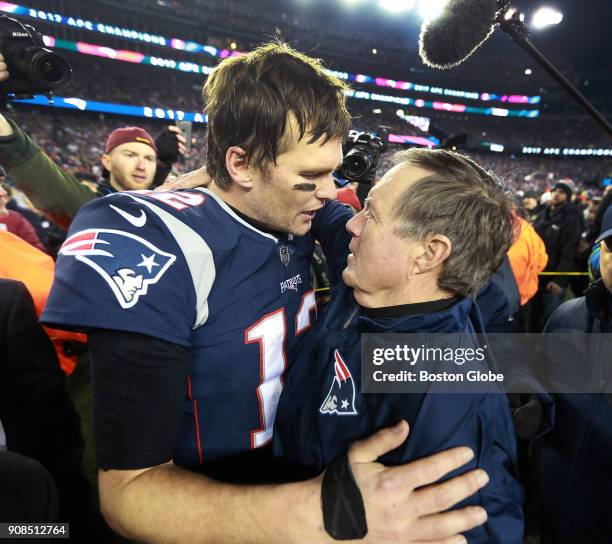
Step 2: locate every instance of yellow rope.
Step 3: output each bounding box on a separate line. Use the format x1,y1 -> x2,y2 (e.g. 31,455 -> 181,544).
539,272 -> 590,276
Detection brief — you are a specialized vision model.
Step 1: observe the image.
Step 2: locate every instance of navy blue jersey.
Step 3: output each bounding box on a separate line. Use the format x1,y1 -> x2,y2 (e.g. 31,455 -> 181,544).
43,188 -> 323,465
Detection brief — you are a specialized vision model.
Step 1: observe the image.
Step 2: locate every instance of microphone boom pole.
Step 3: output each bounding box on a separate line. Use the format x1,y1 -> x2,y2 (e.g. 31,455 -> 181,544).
498,5 -> 612,138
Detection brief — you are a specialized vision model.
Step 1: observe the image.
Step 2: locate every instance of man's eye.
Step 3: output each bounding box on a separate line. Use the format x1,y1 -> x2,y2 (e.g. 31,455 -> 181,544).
302,174 -> 319,180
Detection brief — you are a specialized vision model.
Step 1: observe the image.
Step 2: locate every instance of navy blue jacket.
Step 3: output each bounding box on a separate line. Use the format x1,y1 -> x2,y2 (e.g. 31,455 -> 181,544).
275,285 -> 524,543
533,279 -> 612,543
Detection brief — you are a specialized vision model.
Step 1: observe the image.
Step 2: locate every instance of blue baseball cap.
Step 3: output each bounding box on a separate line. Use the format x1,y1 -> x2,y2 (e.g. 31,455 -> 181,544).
596,206 -> 612,243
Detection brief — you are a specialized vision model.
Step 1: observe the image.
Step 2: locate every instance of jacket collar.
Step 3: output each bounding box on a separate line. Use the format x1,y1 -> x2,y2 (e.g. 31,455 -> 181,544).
357,297 -> 473,334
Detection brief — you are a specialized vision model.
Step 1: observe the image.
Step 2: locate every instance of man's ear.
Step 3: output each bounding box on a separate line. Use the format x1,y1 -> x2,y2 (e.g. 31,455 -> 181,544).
226,146 -> 252,188
414,234 -> 452,274
100,153 -> 112,172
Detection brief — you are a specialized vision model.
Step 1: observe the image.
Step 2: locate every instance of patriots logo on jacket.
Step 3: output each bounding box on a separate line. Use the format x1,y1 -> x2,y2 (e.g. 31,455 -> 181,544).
319,349 -> 358,416
60,229 -> 176,309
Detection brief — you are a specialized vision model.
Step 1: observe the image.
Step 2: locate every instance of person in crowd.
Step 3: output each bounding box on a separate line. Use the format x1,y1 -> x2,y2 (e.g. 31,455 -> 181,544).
0,181 -> 45,251
592,184 -> 612,238
4,183 -> 67,258
274,148 -> 524,542
532,205 -> 612,543
0,229 -> 86,375
42,41 -> 489,544
522,189 -> 542,223
0,53 -> 188,230
507,207 -> 548,330
531,179 -> 582,330
0,278 -> 110,540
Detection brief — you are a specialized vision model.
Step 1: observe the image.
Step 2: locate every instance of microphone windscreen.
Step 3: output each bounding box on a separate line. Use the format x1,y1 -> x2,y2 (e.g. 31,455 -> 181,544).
419,0 -> 499,69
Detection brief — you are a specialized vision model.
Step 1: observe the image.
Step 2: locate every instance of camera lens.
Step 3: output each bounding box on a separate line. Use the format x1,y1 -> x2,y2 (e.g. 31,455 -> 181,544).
39,59 -> 64,83
28,50 -> 72,88
342,146 -> 372,180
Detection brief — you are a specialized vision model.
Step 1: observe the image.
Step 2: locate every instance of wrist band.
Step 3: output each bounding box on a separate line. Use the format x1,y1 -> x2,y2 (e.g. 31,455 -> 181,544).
321,448 -> 368,540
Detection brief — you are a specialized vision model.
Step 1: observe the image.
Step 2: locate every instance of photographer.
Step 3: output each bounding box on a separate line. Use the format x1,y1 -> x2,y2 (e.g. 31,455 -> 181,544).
0,53 -> 189,230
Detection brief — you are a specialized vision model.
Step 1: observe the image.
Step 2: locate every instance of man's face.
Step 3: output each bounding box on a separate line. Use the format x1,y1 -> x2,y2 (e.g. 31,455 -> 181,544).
600,238 -> 612,292
247,132 -> 342,236
552,188 -> 568,206
523,197 -> 538,210
102,142 -> 157,192
342,162 -> 432,307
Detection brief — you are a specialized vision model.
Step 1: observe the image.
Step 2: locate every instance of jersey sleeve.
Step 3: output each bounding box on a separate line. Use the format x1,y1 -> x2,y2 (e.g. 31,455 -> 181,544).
41,192 -> 206,346
311,200 -> 353,285
89,329 -> 189,470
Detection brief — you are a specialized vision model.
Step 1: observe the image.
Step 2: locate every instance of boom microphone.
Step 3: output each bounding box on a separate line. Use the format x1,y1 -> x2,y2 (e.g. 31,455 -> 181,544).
418,0 -> 499,69
418,0 -> 612,137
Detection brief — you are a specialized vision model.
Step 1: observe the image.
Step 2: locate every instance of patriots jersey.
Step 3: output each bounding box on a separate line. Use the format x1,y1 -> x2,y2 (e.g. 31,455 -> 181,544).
43,188 -> 331,466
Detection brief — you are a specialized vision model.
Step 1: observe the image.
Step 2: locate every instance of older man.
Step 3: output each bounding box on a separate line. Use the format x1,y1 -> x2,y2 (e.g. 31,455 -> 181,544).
275,148 -> 524,542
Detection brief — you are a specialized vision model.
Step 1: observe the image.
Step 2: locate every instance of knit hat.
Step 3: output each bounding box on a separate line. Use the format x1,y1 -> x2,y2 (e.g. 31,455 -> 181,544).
553,179 -> 575,199
523,190 -> 539,200
105,127 -> 157,155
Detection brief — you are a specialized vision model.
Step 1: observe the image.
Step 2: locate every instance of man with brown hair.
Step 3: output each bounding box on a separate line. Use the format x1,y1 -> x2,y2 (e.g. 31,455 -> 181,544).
43,43 -> 489,542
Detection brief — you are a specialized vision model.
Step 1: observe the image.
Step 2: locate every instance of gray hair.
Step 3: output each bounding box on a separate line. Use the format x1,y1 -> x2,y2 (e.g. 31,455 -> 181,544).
391,148 -> 516,297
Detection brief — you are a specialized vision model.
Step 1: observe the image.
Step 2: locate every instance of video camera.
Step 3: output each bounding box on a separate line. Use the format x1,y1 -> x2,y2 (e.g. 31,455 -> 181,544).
0,15 -> 72,98
336,130 -> 387,185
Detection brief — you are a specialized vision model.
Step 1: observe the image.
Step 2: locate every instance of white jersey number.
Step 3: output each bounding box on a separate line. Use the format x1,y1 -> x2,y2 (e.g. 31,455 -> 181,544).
246,290 -> 316,448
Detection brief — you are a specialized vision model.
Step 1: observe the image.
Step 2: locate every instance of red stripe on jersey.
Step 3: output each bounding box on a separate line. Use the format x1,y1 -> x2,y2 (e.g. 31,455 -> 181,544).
63,230 -> 97,246
188,375 -> 203,465
334,350 -> 351,382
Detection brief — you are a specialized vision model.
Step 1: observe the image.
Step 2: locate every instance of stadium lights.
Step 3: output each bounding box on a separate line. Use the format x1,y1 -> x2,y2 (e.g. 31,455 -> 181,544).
379,0 -> 415,13
524,68 -> 532,75
531,7 -> 563,29
418,0 -> 449,21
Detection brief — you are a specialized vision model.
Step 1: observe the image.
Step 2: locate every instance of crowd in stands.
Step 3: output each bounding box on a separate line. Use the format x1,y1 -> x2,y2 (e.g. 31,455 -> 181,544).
47,52 -> 611,159
6,105 -> 608,200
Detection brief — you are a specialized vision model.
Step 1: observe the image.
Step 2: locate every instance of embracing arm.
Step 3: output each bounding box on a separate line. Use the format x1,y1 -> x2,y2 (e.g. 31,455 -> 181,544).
0,114 -> 97,229
90,330 -> 487,544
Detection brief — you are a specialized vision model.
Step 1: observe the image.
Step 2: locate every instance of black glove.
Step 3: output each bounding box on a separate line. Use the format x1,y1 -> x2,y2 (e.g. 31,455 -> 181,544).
154,128 -> 180,165
508,392 -> 545,440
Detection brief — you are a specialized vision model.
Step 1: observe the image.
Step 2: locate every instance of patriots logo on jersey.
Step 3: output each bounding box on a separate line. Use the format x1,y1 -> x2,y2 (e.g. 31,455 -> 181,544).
60,229 -> 176,309
319,349 -> 358,416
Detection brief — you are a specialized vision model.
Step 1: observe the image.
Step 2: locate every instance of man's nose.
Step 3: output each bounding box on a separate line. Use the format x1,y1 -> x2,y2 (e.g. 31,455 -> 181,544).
346,210 -> 365,237
315,174 -> 337,202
